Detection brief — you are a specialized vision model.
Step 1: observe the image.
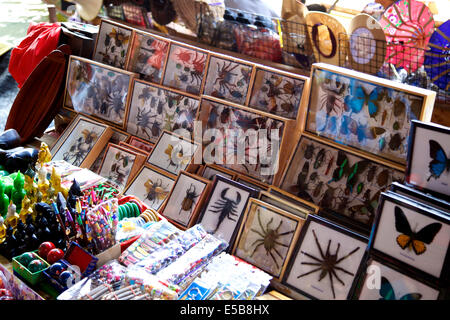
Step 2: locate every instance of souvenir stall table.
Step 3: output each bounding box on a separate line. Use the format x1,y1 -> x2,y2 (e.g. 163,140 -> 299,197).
0,0 -> 449,301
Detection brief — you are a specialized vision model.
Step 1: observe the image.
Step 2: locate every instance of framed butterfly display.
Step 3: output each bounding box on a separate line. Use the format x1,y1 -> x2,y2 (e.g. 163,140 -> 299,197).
371,192 -> 450,282
406,120 -> 450,200
305,63 -> 436,165
146,130 -> 200,176
126,80 -> 199,143
282,214 -> 367,300
196,96 -> 290,185
279,134 -> 404,232
356,258 -> 441,300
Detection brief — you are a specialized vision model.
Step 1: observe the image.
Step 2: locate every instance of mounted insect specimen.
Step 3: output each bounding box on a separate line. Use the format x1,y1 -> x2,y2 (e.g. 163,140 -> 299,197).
280,135 -> 404,231
161,172 -> 210,228
406,120 -> 450,200
64,56 -> 136,128
98,144 -> 144,191
249,67 -> 307,120
198,176 -> 257,247
233,199 -> 303,279
305,64 -> 435,165
93,20 -> 133,69
357,259 -> 440,300
147,130 -> 199,176
127,80 -> 199,143
162,44 -> 208,95
371,192 -> 450,281
203,55 -> 253,105
124,165 -> 175,210
127,31 -> 169,83
51,116 -> 112,169
284,215 -> 367,300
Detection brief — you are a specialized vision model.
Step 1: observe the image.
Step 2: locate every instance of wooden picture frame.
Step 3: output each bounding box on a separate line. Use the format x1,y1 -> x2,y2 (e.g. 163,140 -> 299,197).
160,171 -> 211,229
388,182 -> 450,215
355,256 -> 441,300
268,186 -> 320,214
127,135 -> 154,154
146,130 -> 201,176
196,175 -> 258,249
203,52 -> 254,105
51,114 -> 113,169
259,191 -> 312,219
232,198 -> 305,280
90,126 -> 131,173
279,133 -> 404,234
282,214 -> 368,300
304,63 -> 436,165
247,65 -> 308,121
370,192 -> 450,283
126,79 -> 200,143
92,19 -> 134,70
196,95 -> 296,185
118,141 -> 150,158
97,143 -> 146,191
162,41 -> 209,96
123,164 -> 176,211
126,29 -> 170,83
405,120 -> 450,201
200,164 -> 237,181
64,55 -> 137,129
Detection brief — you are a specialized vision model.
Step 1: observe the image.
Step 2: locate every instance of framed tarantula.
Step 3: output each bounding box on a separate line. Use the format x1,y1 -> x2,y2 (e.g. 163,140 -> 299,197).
284,215 -> 367,300
233,199 -> 304,279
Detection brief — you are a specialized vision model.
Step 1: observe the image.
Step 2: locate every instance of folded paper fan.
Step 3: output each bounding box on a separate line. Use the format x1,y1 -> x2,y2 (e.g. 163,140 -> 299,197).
380,0 -> 435,73
424,19 -> 450,91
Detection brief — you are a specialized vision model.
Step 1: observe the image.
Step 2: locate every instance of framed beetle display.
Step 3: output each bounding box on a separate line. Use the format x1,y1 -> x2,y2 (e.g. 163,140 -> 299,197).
161,171 -> 211,229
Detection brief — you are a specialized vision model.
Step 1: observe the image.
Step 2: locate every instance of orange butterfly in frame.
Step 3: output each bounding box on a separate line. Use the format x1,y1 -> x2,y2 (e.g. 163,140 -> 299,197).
394,206 -> 442,255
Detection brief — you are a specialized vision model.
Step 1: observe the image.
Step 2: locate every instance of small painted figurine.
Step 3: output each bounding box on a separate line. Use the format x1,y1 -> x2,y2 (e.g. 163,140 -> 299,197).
0,216 -> 6,240
37,165 -> 50,202
12,171 -> 26,211
5,200 -> 19,229
49,167 -> 68,200
19,195 -> 33,224
37,142 -> 52,167
24,168 -> 39,203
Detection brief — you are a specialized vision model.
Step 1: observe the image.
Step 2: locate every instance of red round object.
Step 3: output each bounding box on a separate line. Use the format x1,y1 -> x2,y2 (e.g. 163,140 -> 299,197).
46,248 -> 64,264
38,242 -> 55,259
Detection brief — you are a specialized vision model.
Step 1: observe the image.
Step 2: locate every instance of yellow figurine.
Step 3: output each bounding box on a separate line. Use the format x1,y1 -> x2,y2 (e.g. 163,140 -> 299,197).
37,142 -> 52,167
49,167 -> 68,199
19,195 -> 33,224
0,216 -> 6,241
24,172 -> 39,203
5,200 -> 19,229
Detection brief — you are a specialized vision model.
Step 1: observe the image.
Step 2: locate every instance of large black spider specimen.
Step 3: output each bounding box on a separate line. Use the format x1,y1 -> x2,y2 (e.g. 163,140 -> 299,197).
296,229 -> 360,299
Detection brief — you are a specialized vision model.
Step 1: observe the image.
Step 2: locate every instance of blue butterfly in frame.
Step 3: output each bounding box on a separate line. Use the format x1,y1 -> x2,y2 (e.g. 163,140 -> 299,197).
340,115 -> 386,143
379,276 -> 422,300
428,139 -> 450,181
344,83 -> 381,117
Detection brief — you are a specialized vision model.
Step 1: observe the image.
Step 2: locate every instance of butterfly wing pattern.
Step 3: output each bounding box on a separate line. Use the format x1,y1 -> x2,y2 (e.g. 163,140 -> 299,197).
394,206 -> 442,255
379,276 -> 422,300
428,140 -> 450,181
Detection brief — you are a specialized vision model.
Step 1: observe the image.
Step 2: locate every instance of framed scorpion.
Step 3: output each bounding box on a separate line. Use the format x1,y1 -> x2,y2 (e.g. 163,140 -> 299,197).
208,187 -> 242,233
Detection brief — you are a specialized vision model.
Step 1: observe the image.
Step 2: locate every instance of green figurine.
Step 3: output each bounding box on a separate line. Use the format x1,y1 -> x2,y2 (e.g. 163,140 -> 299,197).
12,171 -> 26,212
0,181 -> 9,218
0,176 -> 14,199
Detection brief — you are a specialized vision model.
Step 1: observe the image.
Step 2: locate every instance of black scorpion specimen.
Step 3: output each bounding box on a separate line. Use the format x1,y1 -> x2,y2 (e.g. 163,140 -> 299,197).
208,188 -> 242,233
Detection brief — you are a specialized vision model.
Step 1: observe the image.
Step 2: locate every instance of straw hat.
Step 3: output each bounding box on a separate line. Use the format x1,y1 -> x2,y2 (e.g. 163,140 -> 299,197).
305,11 -> 347,66
66,0 -> 103,22
348,13 -> 386,74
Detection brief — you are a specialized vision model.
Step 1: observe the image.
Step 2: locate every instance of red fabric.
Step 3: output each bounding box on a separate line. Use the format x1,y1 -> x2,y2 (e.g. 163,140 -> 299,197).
9,22 -> 61,88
